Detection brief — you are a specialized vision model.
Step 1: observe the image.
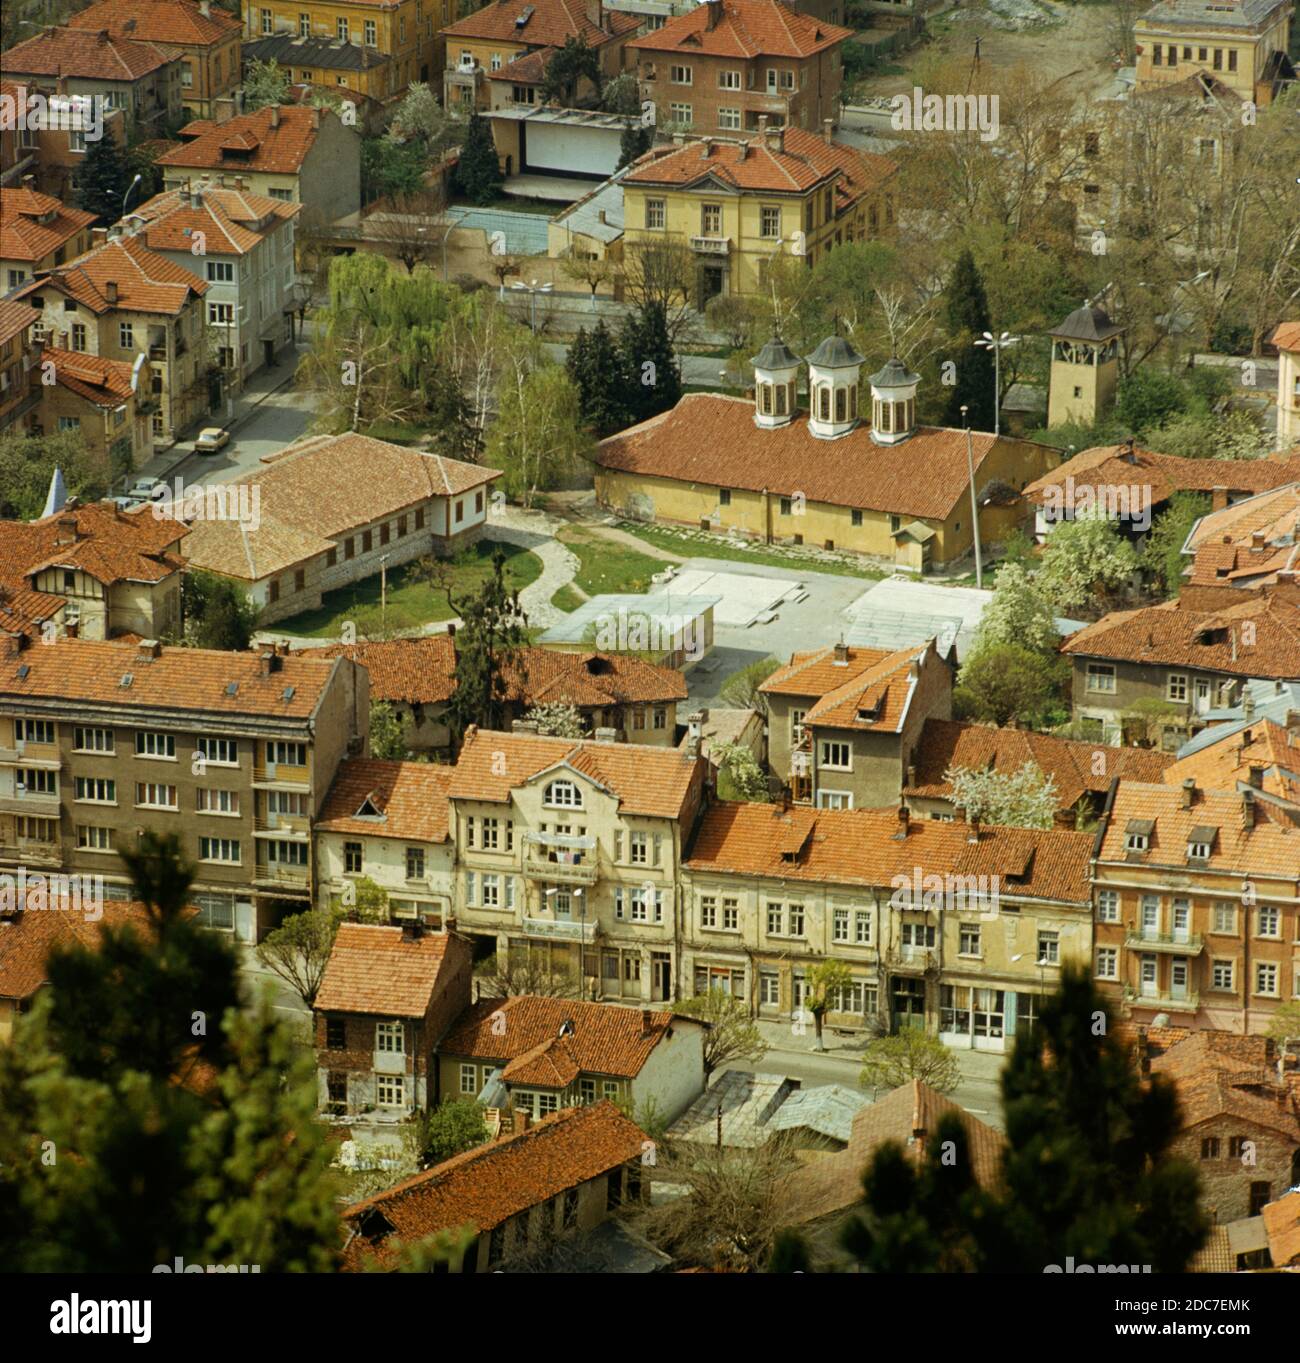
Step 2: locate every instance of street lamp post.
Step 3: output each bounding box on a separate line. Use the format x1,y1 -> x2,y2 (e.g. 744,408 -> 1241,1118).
379,553 -> 390,633
511,278 -> 552,334
122,172 -> 143,218
961,403 -> 984,590
973,329 -> 1020,438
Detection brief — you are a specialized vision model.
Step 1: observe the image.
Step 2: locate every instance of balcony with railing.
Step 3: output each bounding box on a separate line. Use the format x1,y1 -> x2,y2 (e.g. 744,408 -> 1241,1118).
252,764 -> 311,789
1124,928 -> 1204,954
0,790 -> 61,817
0,836 -> 61,866
1123,982 -> 1199,1011
522,831 -> 598,886
252,861 -> 310,891
886,944 -> 938,972
253,813 -> 310,840
689,235 -> 731,255
521,915 -> 597,943
0,742 -> 61,769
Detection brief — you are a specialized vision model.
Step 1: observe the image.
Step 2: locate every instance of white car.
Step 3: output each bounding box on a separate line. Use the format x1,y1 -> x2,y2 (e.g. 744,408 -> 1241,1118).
194,426 -> 230,454
126,479 -> 165,504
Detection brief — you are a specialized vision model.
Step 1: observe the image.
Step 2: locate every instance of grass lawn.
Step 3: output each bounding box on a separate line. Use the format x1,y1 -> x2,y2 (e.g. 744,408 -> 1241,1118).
272,541 -> 543,639
621,521 -> 885,582
557,525 -> 669,596
550,581 -> 586,613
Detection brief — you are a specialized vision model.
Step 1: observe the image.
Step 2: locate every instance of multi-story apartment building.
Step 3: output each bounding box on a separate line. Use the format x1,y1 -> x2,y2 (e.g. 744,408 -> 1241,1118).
1,185 -> 96,296
627,0 -> 851,136
16,231 -> 210,445
446,726 -> 709,1003
0,298 -> 42,438
0,636 -> 369,940
1092,780 -> 1300,1034
315,757 -> 456,922
0,84 -> 128,205
0,27 -> 183,137
246,0 -> 435,97
1134,0 -> 1294,105
1061,583 -> 1300,746
129,183 -> 299,394
620,124 -> 897,300
440,0 -> 638,112
67,0 -> 243,121
1161,713 -> 1300,827
243,33 -> 394,102
683,801 -> 1096,1048
760,640 -> 952,809
156,104 -> 361,227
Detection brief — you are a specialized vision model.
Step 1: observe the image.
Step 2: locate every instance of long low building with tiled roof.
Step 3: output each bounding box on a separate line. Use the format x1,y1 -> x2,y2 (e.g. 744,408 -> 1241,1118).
181,432 -> 502,624
593,340 -> 1060,576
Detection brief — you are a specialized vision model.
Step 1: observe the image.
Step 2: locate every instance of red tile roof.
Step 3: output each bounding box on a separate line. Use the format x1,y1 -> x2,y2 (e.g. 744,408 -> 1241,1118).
315,922 -> 462,1017
788,1080 -> 1004,1224
625,127 -> 895,205
0,298 -> 37,349
1,26 -> 176,82
129,184 -> 299,256
904,717 -> 1176,809
317,758 -> 453,843
685,800 -> 1095,903
301,636 -> 459,705
1262,1190 -> 1300,1267
0,636 -> 341,719
449,726 -> 703,818
440,0 -> 638,48
0,187 -> 95,264
440,995 -> 679,1078
39,346 -> 137,407
1162,719 -> 1300,810
761,642 -> 932,734
156,104 -> 343,175
0,896 -> 157,1002
628,0 -> 851,58
341,1101 -> 646,1269
595,393 -> 1031,521
1268,321 -> 1300,353
66,0 -> 242,46
17,233 -> 208,317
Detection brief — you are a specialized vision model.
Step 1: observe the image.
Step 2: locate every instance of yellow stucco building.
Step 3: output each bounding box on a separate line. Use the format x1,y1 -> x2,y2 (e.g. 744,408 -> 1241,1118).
1134,0 -> 1294,103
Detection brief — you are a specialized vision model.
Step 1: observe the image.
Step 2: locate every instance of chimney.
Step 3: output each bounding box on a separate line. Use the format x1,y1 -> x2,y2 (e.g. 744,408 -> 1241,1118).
1211,485 -> 1229,512
685,710 -> 705,759
597,209 -> 606,225
401,921 -> 423,941
822,117 -> 833,144
513,1107 -> 530,1134
1248,764 -> 1264,789
894,804 -> 910,839
910,1096 -> 925,1144
104,280 -> 118,304
832,640 -> 849,664
1243,690 -> 1256,720
1251,530 -> 1266,550
1241,788 -> 1255,830
199,0 -> 210,12
594,725 -> 618,744
55,514 -> 80,545
967,815 -> 981,842
446,622 -> 456,639
311,106 -> 320,129
705,0 -> 722,29
766,124 -> 784,154
906,763 -> 916,787
700,138 -> 713,158
1181,776 -> 1196,809
511,719 -> 540,735
137,639 -> 161,660
259,649 -> 283,675
268,105 -> 280,128
641,1009 -> 653,1036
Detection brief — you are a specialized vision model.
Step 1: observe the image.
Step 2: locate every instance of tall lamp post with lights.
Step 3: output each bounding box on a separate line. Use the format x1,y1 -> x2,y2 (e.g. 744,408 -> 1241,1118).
973,330 -> 1020,438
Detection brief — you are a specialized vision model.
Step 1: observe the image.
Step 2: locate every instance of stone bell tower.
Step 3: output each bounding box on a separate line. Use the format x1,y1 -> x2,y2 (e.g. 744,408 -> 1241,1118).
1047,302 -> 1125,429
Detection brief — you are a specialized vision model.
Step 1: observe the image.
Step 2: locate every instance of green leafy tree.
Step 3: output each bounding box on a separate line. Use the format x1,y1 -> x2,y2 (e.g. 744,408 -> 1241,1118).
859,1030 -> 961,1096
369,699 -> 411,759
676,988 -> 769,1077
1144,409 -> 1270,461
414,1098 -> 491,1166
241,58 -> 291,111
437,546 -> 530,737
362,136 -> 427,202
1115,366 -> 1187,435
621,301 -> 681,424
945,760 -> 1058,829
1037,512 -> 1140,614
566,321 -> 634,436
718,656 -> 780,714
713,740 -> 768,802
539,34 -> 602,104
602,72 -> 641,115
182,569 -> 259,650
75,131 -> 134,222
1141,491 -> 1210,598
941,248 -> 996,431
803,959 -> 853,1051
968,562 -> 1058,657
255,906 -> 343,1007
454,111 -> 502,205
0,429 -> 106,518
954,642 -> 1067,728
388,82 -> 465,158
617,120 -> 654,169
487,363 -> 591,508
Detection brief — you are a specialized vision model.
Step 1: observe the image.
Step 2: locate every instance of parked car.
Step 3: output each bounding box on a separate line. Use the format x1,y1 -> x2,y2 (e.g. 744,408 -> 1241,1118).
126,478 -> 165,504
194,426 -> 230,454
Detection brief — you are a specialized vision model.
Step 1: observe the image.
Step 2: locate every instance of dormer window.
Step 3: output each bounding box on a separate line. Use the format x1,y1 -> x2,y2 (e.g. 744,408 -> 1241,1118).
1126,832 -> 1148,852
545,779 -> 583,809
1187,840 -> 1211,861
1187,826 -> 1216,862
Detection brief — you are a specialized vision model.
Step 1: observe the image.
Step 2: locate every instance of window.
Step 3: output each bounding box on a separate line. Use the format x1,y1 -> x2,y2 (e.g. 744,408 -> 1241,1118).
760,203 -> 781,239
1127,831 -> 1149,853
669,103 -> 692,125
21,768 -> 57,797
833,907 -> 849,942
135,730 -> 176,759
670,64 -> 692,84
76,825 -> 113,851
819,740 -> 850,770
1200,1137 -> 1220,1160
414,508 -> 425,530
580,1078 -> 597,1105
1167,674 -> 1188,702
268,188 -> 292,202
1256,906 -> 1280,938
722,898 -> 738,931
630,831 -> 649,865
70,322 -> 87,352
197,736 -> 238,766
376,1075 -> 405,1108
851,509 -> 863,527
344,842 -> 363,874
718,69 -> 741,89
337,17 -> 349,40
645,198 -> 665,230
207,302 -> 234,325
73,726 -> 114,753
701,203 -> 722,235
16,718 -> 55,744
118,321 -> 134,349
1211,959 -> 1235,991
1212,904 -> 1235,934
760,972 -> 779,1006
197,788 -> 239,815
299,13 -> 310,36
405,846 -> 425,880
1037,931 -> 1060,965
268,741 -> 306,766
855,911 -> 872,945
960,924 -> 982,956
199,836 -> 240,863
544,779 -> 582,809
700,895 -> 717,928
326,1017 -> 347,1050
1086,663 -> 1116,693
261,8 -> 272,34
1095,947 -> 1118,980
1097,889 -> 1119,922
718,107 -> 740,130
376,1021 -> 404,1054
206,261 -> 234,282
1227,49 -> 1237,73
365,18 -> 377,43
135,782 -> 177,809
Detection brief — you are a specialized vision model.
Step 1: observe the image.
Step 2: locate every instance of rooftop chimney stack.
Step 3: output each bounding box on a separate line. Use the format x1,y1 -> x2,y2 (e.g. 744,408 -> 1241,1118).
705,0 -> 722,30
822,117 -> 833,144
1241,788 -> 1256,830
1181,777 -> 1196,809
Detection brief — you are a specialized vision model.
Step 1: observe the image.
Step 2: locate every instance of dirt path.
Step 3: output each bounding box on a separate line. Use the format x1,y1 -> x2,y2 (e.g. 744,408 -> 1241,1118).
567,522 -> 686,564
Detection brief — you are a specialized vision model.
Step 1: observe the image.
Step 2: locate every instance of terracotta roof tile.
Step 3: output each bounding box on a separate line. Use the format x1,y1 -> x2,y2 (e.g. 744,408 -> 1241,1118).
317,758 -> 452,843
440,995 -> 678,1078
685,800 -> 1095,903
1163,719 -> 1300,809
595,393 -> 1029,521
315,922 -> 460,1017
0,896 -> 158,1002
0,188 -> 95,264
449,726 -> 703,818
904,717 -> 1176,809
301,635 -> 459,705
156,104 -> 341,175
1262,1190 -> 1300,1267
66,0 -> 242,46
16,233 -> 208,316
441,0 -> 638,48
800,643 -> 930,734
0,299 -> 37,349
788,1080 -> 1004,1224
129,184 -> 299,257
0,636 -> 341,718
1,26 -> 175,82
628,0 -> 852,58
39,346 -> 136,407
1268,321 -> 1300,354
341,1101 -> 646,1268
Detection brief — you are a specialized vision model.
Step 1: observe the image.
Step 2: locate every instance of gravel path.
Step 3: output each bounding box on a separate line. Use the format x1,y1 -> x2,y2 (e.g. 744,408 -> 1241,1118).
486,503 -> 583,628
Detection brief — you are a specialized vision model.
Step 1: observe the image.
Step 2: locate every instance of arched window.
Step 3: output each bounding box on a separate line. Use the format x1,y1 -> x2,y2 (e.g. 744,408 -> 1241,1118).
818,386 -> 831,421
835,386 -> 847,422
544,779 -> 583,809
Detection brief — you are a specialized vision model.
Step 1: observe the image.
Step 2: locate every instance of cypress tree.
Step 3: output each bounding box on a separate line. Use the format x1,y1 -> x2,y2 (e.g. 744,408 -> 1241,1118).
620,301 -> 681,425
76,133 -> 133,223
455,111 -> 502,206
942,248 -> 997,432
567,320 -> 634,436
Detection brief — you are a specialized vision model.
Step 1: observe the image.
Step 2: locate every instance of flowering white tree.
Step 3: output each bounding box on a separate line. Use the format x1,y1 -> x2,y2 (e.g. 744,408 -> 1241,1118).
945,760 -> 1058,829
524,701 -> 585,738
969,561 -> 1059,658
1036,511 -> 1140,615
